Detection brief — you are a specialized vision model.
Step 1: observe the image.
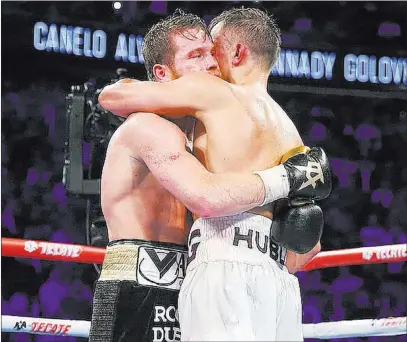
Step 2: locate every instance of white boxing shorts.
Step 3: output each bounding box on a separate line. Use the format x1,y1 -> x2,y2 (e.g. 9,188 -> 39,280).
178,213 -> 303,341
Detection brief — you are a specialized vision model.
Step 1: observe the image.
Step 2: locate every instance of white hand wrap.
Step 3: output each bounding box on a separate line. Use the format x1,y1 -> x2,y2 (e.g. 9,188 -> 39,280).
253,164 -> 290,206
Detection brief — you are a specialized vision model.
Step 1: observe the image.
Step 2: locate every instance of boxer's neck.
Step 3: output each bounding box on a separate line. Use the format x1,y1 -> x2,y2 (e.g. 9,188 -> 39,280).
230,65 -> 269,88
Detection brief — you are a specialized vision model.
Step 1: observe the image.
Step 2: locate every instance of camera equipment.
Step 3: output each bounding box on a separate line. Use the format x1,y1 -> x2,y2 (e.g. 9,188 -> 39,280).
63,68 -> 129,273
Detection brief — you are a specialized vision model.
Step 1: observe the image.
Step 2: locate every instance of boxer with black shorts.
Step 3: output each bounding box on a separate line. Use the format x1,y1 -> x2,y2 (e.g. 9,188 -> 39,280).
91,11 -> 325,342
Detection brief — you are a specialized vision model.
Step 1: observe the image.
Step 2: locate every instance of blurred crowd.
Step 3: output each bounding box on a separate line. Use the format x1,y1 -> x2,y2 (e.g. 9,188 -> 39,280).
2,83 -> 91,342
2,80 -> 406,342
273,93 -> 407,342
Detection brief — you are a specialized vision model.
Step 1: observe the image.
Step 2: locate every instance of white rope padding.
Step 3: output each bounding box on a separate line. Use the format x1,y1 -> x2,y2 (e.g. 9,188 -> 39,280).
2,315 -> 406,339
303,316 -> 406,339
2,315 -> 90,338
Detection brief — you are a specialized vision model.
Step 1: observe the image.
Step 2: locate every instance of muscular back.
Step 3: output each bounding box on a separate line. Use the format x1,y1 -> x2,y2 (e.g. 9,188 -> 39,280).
194,83 -> 303,217
101,122 -> 187,244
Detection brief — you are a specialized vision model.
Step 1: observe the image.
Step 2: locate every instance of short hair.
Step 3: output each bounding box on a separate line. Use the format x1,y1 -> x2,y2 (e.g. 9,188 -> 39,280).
209,7 -> 281,71
142,9 -> 210,81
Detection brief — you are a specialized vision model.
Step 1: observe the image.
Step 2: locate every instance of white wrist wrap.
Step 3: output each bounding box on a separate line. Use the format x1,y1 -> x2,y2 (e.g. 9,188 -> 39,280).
253,165 -> 290,206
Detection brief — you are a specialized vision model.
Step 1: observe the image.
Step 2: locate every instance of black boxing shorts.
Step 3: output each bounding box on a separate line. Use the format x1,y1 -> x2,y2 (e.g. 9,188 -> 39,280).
89,239 -> 187,342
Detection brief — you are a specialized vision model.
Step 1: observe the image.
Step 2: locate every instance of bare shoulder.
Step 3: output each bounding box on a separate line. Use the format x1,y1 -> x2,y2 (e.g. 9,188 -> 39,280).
123,113 -> 185,143
125,112 -> 182,131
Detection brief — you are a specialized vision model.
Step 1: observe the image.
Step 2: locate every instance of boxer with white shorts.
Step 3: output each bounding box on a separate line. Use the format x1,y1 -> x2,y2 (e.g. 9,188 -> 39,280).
181,213 -> 302,341
94,11 -> 329,342
101,8 -> 332,341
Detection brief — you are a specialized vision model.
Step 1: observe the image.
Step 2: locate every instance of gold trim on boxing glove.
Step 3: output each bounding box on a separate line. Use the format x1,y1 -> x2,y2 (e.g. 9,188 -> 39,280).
280,146 -> 311,163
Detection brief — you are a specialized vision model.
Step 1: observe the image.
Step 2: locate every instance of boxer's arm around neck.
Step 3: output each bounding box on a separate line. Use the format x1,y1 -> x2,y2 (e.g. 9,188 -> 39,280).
98,73 -> 228,119
123,112 -> 266,218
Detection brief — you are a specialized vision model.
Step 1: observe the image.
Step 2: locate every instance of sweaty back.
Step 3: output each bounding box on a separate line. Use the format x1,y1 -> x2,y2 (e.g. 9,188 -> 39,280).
193,83 -> 303,216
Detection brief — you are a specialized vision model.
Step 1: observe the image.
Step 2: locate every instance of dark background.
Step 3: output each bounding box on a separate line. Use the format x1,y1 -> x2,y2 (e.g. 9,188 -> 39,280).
2,1 -> 407,341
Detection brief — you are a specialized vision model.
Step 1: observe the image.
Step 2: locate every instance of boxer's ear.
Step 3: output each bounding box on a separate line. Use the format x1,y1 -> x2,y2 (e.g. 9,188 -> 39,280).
232,43 -> 247,67
153,64 -> 172,82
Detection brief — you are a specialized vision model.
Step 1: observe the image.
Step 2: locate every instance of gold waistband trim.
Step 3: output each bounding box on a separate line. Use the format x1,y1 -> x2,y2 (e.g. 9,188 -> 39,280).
99,244 -> 139,281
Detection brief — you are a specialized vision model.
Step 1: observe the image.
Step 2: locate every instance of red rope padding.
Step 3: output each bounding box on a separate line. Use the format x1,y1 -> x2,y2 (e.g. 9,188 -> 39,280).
302,243 -> 407,271
1,238 -> 406,271
1,238 -> 106,264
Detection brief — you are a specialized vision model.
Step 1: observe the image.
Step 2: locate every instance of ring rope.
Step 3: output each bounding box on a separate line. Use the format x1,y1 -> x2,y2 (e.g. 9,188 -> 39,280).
2,238 -> 406,271
2,315 -> 406,339
2,238 -> 406,339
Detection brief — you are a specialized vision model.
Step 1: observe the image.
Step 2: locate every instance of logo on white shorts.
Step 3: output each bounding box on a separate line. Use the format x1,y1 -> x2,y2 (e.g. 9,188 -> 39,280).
295,161 -> 324,190
137,246 -> 186,290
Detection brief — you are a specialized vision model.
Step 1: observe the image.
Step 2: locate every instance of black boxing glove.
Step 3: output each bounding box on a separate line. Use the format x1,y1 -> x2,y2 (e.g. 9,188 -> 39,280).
281,146 -> 332,201
271,198 -> 323,254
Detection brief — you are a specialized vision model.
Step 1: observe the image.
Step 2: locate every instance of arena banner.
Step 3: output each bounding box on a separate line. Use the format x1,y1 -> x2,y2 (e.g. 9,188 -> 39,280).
31,21 -> 407,89
271,49 -> 406,87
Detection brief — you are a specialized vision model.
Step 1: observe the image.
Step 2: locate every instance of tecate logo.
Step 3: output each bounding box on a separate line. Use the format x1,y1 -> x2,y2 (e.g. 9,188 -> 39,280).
375,317 -> 407,327
31,322 -> 71,335
362,245 -> 407,260
24,241 -> 82,258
